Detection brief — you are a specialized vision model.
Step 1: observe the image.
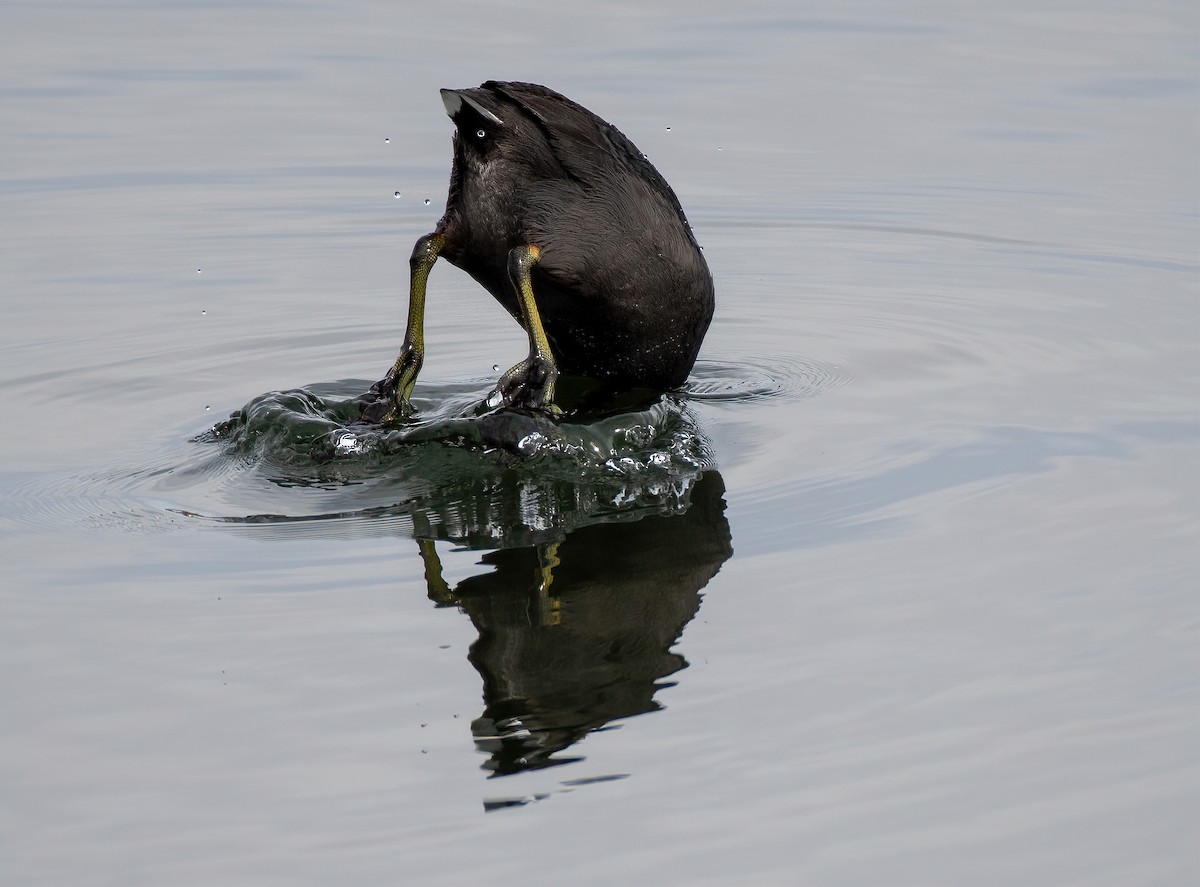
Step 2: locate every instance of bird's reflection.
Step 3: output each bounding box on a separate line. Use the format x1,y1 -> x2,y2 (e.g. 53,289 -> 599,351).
203,380 -> 732,776
417,470 -> 731,776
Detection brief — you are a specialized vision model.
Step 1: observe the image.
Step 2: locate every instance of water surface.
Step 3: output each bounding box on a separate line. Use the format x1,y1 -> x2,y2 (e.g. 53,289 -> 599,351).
1,1 -> 1197,885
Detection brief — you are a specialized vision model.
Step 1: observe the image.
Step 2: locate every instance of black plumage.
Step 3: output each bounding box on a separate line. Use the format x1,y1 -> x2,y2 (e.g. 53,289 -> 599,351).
371,81 -> 714,418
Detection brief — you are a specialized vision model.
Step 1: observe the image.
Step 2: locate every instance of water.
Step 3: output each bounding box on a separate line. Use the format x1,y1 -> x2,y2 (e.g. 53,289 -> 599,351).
2,1 -> 1197,884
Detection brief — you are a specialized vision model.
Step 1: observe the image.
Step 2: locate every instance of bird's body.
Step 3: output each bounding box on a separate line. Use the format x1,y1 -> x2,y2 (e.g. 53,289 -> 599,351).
371,81 -> 714,418
437,81 -> 714,390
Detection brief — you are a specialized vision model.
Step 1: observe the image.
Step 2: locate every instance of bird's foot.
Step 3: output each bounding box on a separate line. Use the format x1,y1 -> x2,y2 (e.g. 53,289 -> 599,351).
485,356 -> 561,416
360,346 -> 422,423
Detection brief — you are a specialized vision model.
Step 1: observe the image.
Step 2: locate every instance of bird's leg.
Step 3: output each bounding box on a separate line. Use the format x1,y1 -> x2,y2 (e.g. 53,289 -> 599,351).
531,541 -> 563,626
416,538 -> 457,607
366,232 -> 444,421
486,244 -> 561,415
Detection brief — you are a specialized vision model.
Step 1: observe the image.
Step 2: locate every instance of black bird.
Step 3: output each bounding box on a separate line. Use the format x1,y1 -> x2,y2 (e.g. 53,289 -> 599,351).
370,81 -> 714,419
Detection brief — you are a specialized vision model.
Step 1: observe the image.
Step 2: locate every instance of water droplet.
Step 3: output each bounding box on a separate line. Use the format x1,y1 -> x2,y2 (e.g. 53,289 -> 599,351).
196,268 -> 202,273
665,126 -> 671,132
201,309 -> 206,315
476,129 -> 485,139
332,429 -> 364,455
486,390 -> 503,409
517,433 -> 546,456
424,198 -> 430,205
204,405 -> 211,411
394,191 -> 401,198
384,137 -> 390,143
717,146 -> 722,152
492,364 -> 500,372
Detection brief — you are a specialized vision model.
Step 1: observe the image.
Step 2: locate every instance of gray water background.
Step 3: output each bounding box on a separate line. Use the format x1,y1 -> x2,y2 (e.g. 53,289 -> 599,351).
2,1 -> 1197,884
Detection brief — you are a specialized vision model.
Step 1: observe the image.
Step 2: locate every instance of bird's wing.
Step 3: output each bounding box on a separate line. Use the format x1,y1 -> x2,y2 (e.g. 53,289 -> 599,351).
484,82 -> 701,296
485,81 -> 675,200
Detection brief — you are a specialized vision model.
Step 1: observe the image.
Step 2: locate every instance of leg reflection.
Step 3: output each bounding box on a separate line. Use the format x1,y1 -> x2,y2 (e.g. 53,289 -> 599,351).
415,471 -> 732,776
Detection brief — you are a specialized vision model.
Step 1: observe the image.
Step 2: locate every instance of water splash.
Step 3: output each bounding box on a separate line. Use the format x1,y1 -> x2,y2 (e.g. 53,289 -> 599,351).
183,378 -> 717,547
7,354 -> 833,543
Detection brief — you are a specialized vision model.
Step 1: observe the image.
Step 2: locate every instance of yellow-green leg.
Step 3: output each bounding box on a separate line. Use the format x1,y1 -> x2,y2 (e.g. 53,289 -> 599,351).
486,244 -> 561,414
532,541 -> 563,626
417,538 -> 456,607
373,232 -> 444,420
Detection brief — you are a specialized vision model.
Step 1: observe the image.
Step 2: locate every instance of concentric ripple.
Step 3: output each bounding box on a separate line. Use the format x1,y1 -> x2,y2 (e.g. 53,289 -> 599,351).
684,354 -> 850,402
6,353 -> 840,543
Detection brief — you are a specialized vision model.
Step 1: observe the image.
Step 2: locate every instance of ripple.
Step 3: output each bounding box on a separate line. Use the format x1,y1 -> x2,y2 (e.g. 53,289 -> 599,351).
684,354 -> 850,403
9,377 -> 723,546
9,348 -> 844,541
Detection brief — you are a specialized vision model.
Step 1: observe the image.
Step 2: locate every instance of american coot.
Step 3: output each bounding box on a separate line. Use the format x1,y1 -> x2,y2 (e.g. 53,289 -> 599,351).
370,81 -> 714,419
